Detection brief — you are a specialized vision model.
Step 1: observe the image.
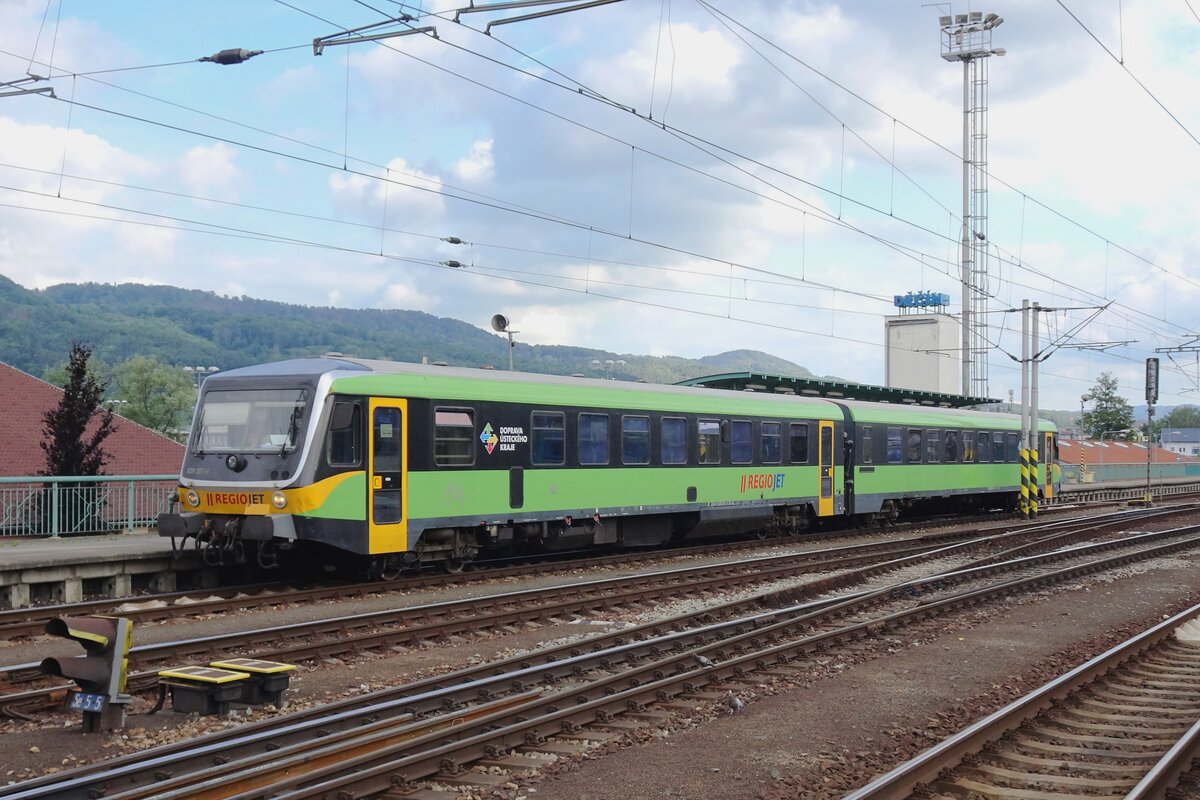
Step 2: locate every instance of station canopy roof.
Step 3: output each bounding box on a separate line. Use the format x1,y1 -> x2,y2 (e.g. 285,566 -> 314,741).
675,372 -> 998,408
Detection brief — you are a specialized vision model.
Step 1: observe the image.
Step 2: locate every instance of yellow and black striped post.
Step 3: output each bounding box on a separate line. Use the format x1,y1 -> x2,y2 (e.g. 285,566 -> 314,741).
1019,447 -> 1030,519
1029,446 -> 1040,519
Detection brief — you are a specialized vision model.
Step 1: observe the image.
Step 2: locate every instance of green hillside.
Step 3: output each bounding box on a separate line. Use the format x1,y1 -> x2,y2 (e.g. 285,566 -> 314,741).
0,276 -> 830,385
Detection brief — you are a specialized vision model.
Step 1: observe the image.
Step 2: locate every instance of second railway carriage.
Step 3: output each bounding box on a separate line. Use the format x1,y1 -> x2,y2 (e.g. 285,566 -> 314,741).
158,356 -> 1057,574
832,401 -> 1055,520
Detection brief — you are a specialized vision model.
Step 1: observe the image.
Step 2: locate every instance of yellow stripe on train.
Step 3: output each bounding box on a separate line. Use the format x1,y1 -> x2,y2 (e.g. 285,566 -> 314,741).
178,473 -> 361,515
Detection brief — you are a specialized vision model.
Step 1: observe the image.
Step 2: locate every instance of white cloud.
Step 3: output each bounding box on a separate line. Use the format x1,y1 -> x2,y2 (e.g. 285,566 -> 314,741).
178,143 -> 241,199
453,138 -> 494,182
329,157 -> 446,224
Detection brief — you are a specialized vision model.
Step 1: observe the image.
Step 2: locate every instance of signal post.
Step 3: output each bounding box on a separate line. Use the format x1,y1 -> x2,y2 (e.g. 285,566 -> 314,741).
41,615 -> 134,732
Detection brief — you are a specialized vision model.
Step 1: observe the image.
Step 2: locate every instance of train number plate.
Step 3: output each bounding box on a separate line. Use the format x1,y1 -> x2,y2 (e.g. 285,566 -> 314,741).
69,692 -> 107,712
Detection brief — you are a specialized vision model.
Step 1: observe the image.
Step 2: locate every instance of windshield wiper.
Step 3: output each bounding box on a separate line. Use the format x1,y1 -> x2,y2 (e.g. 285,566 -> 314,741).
281,407 -> 301,457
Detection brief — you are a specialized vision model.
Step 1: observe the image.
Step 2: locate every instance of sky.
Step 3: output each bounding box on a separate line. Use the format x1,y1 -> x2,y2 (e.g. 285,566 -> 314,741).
1,0 -> 1199,415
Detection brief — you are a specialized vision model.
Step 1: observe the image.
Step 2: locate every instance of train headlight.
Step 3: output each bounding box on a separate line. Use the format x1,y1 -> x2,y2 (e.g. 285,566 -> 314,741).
185,490 -> 200,508
271,491 -> 288,509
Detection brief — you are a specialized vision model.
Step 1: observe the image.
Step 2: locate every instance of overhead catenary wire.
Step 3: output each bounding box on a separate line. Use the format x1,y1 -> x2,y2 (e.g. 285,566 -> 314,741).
4,24 -> 1188,350
1054,0 -> 1200,149
4,8 -> 1195,393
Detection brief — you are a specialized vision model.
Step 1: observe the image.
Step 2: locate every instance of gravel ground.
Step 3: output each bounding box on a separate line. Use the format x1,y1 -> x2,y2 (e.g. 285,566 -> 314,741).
0,533 -> 920,665
1,515 -> 1196,793
512,552 -> 1200,800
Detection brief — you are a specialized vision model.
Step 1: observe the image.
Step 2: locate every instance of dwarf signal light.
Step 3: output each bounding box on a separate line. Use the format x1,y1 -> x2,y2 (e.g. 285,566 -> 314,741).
41,615 -> 134,732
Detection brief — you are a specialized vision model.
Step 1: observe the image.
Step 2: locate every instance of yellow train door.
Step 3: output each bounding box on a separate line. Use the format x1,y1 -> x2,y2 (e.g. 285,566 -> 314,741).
1042,430 -> 1056,499
368,398 -> 408,554
818,420 -> 835,517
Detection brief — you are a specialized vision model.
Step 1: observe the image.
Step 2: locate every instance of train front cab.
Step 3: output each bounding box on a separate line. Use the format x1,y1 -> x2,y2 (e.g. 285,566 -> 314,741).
367,397 -> 409,556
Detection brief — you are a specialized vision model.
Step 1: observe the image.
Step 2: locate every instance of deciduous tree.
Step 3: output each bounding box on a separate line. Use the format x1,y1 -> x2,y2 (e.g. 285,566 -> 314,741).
112,356 -> 196,439
1082,372 -> 1134,440
1160,405 -> 1200,430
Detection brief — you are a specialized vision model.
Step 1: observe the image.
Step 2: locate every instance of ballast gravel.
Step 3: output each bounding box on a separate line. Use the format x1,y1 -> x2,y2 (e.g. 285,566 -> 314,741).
2,515 -> 1198,795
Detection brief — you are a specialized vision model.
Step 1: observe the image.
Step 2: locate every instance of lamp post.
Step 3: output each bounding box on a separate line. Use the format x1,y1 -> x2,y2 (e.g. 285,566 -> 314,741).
590,359 -> 625,380
183,365 -> 220,390
938,10 -> 1005,397
491,315 -> 517,371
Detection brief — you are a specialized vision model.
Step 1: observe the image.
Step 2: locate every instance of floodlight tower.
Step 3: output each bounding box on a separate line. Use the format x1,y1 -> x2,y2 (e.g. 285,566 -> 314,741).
939,11 -> 1005,398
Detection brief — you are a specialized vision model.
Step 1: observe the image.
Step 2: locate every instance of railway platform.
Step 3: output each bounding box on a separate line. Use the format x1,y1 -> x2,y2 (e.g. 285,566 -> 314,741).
1056,474 -> 1200,503
0,530 -> 206,609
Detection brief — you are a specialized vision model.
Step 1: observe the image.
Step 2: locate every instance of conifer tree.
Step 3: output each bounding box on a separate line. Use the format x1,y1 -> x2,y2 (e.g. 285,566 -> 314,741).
41,343 -> 115,476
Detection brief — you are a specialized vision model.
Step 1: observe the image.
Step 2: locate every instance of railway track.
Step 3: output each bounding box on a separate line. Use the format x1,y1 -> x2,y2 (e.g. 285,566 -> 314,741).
3,520 -> 1200,799
0,500 -> 1153,640
0,506 -> 1179,713
846,604 -> 1200,800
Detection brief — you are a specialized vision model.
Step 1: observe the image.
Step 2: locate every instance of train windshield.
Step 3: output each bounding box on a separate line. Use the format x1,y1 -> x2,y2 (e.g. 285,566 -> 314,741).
194,388 -> 310,454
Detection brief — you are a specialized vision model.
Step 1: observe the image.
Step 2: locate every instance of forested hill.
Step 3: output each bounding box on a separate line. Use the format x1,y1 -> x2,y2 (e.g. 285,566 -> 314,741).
0,276 -> 825,384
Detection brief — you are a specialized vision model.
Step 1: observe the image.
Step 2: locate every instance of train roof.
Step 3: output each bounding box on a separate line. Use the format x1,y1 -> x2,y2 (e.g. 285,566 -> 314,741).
210,357 -> 1057,431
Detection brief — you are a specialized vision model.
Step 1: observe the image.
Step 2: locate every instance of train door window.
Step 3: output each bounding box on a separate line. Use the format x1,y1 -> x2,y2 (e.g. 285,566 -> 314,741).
761,422 -> 782,464
887,427 -> 902,463
962,432 -> 975,463
730,420 -> 753,464
977,432 -> 991,462
944,430 -> 959,463
622,416 -> 651,465
789,423 -> 809,464
926,430 -> 941,463
578,413 -> 609,465
1005,432 -> 1020,463
531,412 -> 565,465
906,429 -> 923,463
860,426 -> 873,464
372,406 -> 402,524
434,408 -> 475,466
661,417 -> 687,464
698,420 -> 721,464
326,400 -> 361,467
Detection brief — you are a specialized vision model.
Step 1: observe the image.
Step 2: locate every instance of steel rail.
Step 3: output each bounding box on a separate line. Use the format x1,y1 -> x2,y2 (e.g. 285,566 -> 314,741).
0,499 -> 1122,636
171,532 -> 1200,800
0,506 -> 1180,716
844,602 -> 1200,800
1125,718 -> 1200,800
6,525 -> 1200,800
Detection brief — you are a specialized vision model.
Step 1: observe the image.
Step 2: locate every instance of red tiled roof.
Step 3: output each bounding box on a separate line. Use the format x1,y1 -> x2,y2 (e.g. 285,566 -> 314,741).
0,362 -> 184,477
1059,438 -> 1187,466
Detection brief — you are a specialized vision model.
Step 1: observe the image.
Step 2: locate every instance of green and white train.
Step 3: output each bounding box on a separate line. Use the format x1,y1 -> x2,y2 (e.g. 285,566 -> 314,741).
158,356 -> 1059,574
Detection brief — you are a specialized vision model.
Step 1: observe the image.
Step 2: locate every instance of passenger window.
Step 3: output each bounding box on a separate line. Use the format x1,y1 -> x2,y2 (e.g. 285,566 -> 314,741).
434,408 -> 475,466
730,420 -> 752,464
926,430 -> 941,463
326,400 -> 361,467
977,431 -> 991,463
906,429 -> 922,463
1005,432 -> 1020,463
531,412 -> 565,465
661,417 -> 687,464
962,431 -> 975,463
944,430 -> 959,463
622,416 -> 650,465
789,423 -> 809,464
698,420 -> 721,464
860,426 -> 873,464
887,427 -> 902,464
578,413 -> 609,465
761,422 -> 782,464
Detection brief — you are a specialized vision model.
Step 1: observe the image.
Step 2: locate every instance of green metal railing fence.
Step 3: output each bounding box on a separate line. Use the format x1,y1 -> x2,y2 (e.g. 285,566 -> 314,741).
1060,462 -> 1200,485
0,475 -> 178,537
